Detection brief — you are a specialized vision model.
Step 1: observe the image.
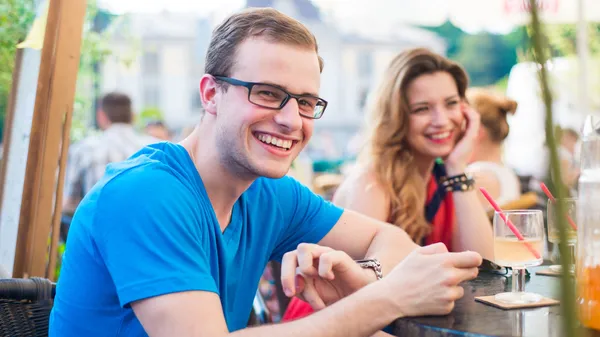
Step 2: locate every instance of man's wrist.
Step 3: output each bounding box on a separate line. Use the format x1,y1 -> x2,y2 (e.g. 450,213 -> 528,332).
356,259 -> 383,283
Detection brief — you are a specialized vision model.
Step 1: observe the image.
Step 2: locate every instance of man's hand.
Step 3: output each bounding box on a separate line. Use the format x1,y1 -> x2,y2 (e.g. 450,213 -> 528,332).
382,242 -> 482,317
280,243 -> 370,310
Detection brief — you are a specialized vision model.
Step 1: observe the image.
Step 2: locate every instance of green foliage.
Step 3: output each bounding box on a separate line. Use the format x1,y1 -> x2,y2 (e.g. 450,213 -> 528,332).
0,0 -> 37,141
454,33 -> 519,86
136,107 -> 165,129
72,0 -> 135,143
423,22 -> 528,88
493,75 -> 510,93
424,21 -> 465,57
0,0 -> 135,143
546,23 -> 600,57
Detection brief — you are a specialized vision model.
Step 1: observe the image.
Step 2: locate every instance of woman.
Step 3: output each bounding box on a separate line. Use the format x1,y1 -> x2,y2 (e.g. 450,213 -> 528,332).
556,126 -> 581,195
466,88 -> 521,210
282,48 -> 493,321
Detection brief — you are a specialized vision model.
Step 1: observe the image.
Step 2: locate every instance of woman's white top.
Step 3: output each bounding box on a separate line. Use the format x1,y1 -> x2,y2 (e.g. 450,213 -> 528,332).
467,161 -> 521,206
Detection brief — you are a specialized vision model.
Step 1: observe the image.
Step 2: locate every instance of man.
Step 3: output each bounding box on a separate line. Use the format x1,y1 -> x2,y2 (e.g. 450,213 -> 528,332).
50,8 -> 482,337
62,92 -> 157,214
144,120 -> 171,141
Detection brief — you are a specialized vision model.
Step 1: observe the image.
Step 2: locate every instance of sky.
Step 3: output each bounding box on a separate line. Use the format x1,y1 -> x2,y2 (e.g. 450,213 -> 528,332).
96,0 -> 521,34
98,0 -> 342,17
97,0 -> 362,33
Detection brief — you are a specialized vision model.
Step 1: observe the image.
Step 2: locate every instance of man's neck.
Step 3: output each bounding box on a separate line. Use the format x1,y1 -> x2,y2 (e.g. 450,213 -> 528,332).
180,126 -> 255,232
470,143 -> 503,165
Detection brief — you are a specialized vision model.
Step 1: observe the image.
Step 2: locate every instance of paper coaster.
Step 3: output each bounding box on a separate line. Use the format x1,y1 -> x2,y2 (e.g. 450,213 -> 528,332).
536,268 -> 562,277
475,295 -> 559,309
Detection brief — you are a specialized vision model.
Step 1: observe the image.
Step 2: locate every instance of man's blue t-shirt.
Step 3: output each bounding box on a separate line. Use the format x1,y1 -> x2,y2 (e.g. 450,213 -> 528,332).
49,142 -> 343,336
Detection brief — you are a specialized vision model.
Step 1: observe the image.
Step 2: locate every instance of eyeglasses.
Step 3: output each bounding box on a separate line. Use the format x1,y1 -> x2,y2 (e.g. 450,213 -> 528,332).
214,76 -> 328,119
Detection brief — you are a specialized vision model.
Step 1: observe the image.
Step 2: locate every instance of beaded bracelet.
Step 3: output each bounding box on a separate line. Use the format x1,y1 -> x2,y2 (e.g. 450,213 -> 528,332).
441,173 -> 475,192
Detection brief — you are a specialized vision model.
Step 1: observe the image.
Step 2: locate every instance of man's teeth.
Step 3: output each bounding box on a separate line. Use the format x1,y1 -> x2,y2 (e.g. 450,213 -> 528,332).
257,134 -> 293,149
429,131 -> 451,140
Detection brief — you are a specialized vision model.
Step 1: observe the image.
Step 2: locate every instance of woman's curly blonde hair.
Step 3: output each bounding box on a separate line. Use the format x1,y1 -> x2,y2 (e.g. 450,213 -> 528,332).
359,48 -> 469,243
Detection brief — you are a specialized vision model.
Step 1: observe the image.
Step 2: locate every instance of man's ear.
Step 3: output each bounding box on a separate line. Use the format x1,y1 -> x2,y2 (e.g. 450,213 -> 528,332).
199,74 -> 219,116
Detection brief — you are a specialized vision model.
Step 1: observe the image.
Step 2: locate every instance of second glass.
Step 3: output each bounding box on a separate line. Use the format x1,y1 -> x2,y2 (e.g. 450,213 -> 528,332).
546,198 -> 577,273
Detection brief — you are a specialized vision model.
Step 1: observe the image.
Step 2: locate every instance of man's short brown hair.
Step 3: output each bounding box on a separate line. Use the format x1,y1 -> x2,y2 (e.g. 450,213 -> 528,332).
101,92 -> 133,124
205,7 -> 324,77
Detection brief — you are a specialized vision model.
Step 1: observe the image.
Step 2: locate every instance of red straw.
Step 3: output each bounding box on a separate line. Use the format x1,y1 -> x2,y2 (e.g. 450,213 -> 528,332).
479,187 -> 541,259
540,183 -> 578,231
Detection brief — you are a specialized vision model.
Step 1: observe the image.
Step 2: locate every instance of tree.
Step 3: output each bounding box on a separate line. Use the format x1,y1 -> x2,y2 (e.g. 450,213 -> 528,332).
71,1 -> 134,142
421,21 -> 465,58
422,21 -> 528,87
454,32 -> 524,86
0,0 -> 134,143
545,23 -> 600,57
0,0 -> 37,141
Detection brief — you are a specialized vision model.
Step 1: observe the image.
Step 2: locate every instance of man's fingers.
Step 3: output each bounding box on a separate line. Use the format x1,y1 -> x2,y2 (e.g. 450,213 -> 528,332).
280,251 -> 298,297
445,286 -> 465,301
447,251 -> 483,269
297,243 -> 333,276
317,250 -> 352,280
300,278 -> 326,311
459,267 -> 479,283
295,274 -> 306,294
443,267 -> 479,286
418,242 -> 449,255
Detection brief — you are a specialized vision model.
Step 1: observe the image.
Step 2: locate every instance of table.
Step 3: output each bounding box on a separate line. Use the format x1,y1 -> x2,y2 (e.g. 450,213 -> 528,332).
393,267 -> 600,337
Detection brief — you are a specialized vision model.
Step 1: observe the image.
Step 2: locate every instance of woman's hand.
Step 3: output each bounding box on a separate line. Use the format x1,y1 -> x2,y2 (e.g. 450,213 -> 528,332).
445,102 -> 480,176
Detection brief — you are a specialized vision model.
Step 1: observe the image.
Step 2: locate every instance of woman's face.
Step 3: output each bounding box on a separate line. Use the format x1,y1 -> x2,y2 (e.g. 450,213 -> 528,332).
405,71 -> 465,160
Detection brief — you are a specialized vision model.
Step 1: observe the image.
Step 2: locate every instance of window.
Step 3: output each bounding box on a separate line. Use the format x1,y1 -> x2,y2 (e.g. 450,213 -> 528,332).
358,86 -> 370,110
356,50 -> 373,79
143,86 -> 160,108
142,50 -> 160,75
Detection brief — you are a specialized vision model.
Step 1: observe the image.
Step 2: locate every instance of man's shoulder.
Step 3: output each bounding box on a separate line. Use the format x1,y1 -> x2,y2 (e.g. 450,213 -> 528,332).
93,144 -> 193,196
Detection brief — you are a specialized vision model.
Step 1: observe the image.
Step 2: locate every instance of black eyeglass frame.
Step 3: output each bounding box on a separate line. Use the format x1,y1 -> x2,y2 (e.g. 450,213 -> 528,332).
213,76 -> 328,119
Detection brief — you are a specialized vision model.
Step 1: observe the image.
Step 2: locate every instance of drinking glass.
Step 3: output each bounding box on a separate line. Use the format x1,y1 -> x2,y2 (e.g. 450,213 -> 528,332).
546,198 -> 577,273
493,210 -> 544,304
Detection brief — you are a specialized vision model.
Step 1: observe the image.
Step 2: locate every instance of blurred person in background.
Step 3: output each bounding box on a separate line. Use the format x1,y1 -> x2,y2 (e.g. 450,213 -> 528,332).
465,88 -> 521,211
145,120 -> 172,141
556,126 -> 580,195
283,48 -> 493,321
62,92 -> 158,214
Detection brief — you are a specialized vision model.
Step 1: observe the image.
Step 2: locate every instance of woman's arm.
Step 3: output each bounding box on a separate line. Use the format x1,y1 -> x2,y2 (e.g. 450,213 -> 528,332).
444,104 -> 494,259
468,170 -> 502,211
332,168 -> 391,222
447,167 -> 494,260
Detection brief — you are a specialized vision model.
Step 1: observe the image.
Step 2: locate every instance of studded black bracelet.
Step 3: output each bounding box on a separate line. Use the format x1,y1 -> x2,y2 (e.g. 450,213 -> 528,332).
441,173 -> 475,192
